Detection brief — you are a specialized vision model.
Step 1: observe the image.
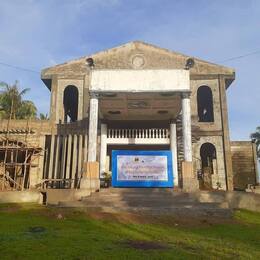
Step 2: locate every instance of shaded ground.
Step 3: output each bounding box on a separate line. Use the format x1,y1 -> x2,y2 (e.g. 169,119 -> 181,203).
0,203 -> 260,259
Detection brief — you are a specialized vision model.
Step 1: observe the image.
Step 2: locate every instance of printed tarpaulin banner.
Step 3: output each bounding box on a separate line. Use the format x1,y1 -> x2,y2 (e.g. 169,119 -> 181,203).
112,150 -> 173,187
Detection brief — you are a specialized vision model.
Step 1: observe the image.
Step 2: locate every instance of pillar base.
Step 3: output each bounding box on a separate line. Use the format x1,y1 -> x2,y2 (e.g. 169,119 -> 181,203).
182,161 -> 199,192
80,178 -> 100,192
80,162 -> 100,191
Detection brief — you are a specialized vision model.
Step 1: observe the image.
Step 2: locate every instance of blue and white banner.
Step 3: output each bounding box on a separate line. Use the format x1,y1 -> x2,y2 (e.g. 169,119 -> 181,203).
112,150 -> 173,187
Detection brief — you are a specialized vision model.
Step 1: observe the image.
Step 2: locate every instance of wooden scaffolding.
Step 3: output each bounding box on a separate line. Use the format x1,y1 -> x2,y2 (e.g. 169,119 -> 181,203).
0,137 -> 42,191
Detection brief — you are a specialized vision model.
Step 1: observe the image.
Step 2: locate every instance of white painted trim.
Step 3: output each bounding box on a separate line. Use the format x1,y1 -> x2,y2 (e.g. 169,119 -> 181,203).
106,138 -> 170,145
88,95 -> 99,162
170,123 -> 178,186
182,95 -> 192,161
100,124 -> 107,177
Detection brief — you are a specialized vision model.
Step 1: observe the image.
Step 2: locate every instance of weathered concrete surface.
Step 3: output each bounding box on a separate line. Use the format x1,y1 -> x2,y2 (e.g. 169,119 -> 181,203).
41,41 -> 235,83
182,161 -> 199,191
45,189 -> 91,205
58,188 -> 232,218
195,191 -> 260,212
0,191 -> 41,203
231,141 -> 259,190
56,189 -> 260,214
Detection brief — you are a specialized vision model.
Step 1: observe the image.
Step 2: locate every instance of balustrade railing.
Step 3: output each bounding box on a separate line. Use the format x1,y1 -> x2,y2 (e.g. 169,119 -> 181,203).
107,128 -> 169,139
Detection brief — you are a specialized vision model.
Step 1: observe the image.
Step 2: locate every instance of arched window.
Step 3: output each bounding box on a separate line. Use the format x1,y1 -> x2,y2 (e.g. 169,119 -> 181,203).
197,86 -> 214,122
199,142 -> 217,190
63,85 -> 79,122
200,143 -> 216,168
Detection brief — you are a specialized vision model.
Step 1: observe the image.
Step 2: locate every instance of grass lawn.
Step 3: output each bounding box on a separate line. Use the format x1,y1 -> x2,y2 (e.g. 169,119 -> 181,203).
0,204 -> 260,259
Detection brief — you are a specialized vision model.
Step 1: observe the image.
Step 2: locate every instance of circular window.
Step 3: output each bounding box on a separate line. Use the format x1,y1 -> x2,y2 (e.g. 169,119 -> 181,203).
131,54 -> 145,69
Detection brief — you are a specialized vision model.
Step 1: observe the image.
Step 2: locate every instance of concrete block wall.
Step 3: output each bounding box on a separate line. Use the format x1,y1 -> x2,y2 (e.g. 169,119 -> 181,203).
231,141 -> 259,190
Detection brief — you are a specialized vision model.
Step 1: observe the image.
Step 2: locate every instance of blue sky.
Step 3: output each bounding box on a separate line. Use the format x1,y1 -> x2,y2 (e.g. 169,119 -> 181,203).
0,0 -> 259,140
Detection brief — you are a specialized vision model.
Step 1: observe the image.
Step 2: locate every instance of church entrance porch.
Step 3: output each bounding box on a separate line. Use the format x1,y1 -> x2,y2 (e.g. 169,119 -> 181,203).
100,125 -> 177,188
86,69 -> 196,191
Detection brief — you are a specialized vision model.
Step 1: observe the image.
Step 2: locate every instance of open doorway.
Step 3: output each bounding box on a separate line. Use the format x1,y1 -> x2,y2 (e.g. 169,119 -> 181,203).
199,142 -> 217,190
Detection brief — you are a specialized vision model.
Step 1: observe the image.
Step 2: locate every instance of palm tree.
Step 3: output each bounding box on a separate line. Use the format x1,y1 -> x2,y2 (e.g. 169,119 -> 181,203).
0,81 -> 37,119
39,113 -> 49,120
16,100 -> 37,119
251,127 -> 260,160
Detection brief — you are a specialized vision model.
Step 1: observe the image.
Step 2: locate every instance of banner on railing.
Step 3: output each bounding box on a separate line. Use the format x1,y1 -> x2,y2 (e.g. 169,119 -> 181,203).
112,150 -> 173,187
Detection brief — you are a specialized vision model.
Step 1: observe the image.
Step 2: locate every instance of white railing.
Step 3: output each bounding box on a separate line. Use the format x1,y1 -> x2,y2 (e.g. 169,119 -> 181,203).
106,128 -> 170,145
107,128 -> 169,139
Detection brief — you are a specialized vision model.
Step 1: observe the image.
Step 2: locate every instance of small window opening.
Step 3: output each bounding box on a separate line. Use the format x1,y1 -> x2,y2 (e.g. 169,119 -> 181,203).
197,86 -> 214,122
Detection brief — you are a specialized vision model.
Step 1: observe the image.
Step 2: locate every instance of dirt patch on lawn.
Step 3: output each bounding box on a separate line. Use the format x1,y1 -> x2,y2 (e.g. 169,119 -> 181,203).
85,211 -> 234,227
0,203 -> 22,212
31,207 -> 83,220
121,240 -> 170,250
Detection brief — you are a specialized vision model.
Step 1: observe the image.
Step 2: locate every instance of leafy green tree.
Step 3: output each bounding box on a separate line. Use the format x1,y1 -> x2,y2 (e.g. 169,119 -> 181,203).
0,81 -> 37,119
251,127 -> 260,160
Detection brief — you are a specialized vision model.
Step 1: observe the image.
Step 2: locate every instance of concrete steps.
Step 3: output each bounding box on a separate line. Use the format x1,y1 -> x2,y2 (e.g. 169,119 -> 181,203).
57,188 -> 232,217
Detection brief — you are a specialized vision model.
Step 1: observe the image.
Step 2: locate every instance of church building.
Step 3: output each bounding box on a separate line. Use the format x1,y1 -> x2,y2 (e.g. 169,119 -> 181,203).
0,41 -> 258,202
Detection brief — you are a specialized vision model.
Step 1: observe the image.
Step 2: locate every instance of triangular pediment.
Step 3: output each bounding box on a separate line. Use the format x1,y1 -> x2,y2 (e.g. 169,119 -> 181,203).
41,41 -> 235,87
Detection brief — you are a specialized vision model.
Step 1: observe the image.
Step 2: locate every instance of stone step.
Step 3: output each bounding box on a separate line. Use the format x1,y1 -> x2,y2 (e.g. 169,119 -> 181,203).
76,200 -> 229,209
81,197 -> 199,204
57,203 -> 232,217
98,188 -> 182,194
86,192 -> 194,199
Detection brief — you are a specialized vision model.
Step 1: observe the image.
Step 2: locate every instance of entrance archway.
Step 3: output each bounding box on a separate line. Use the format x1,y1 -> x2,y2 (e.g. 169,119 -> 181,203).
199,142 -> 217,190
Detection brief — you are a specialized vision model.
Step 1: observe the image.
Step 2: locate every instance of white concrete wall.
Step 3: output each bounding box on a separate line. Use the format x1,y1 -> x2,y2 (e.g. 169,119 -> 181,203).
90,69 -> 190,92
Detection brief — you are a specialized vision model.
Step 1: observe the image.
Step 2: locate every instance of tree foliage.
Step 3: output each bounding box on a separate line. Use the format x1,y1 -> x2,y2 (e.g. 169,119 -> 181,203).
0,81 -> 38,120
39,113 -> 49,120
251,126 -> 260,160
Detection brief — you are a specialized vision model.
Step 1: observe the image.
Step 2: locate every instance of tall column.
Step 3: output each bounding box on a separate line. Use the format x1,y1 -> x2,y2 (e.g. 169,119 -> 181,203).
77,135 -> 83,180
54,135 -> 61,179
170,121 -> 178,187
181,93 -> 192,162
61,136 -> 67,179
100,124 -> 107,178
65,134 -> 72,179
48,135 -> 55,179
88,93 -> 99,162
71,134 -> 78,187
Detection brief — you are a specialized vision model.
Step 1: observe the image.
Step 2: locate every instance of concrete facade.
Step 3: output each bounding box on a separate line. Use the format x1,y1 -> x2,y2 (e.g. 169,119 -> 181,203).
0,41 -> 258,201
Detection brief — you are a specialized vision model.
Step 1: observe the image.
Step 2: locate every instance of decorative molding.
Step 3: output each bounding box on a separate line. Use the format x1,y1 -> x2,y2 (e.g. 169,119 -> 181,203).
131,54 -> 145,69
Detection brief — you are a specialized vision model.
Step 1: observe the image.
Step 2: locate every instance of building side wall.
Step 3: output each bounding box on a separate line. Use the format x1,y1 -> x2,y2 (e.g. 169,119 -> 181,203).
231,141 -> 258,190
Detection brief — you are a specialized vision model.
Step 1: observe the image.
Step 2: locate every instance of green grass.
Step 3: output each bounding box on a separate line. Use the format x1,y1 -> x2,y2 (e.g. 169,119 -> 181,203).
0,204 -> 260,259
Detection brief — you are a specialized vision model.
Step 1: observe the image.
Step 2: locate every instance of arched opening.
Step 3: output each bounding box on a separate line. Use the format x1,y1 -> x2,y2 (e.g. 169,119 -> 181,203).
63,85 -> 79,122
197,86 -> 214,122
199,142 -> 217,190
